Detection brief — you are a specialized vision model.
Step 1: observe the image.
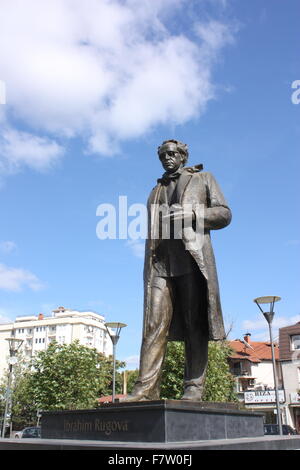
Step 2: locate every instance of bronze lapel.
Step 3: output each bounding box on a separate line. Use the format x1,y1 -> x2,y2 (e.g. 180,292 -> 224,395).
177,171 -> 193,205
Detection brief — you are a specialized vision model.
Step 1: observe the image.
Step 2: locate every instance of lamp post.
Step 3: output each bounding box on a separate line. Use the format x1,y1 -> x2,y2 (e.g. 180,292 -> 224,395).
253,296 -> 283,435
105,322 -> 127,403
1,334 -> 23,438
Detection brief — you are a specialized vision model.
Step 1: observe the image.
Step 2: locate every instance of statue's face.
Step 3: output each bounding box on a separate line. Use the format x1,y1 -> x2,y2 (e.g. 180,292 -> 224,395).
158,142 -> 183,173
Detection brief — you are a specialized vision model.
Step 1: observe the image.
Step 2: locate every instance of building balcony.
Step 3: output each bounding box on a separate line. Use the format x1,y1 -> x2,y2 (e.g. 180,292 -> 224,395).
231,367 -> 253,377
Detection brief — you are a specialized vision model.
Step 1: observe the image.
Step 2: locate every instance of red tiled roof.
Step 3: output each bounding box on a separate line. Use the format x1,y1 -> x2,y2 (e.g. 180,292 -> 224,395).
229,339 -> 279,363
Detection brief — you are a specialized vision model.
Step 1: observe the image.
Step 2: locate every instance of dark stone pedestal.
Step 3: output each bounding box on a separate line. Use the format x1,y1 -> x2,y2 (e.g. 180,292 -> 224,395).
41,400 -> 264,442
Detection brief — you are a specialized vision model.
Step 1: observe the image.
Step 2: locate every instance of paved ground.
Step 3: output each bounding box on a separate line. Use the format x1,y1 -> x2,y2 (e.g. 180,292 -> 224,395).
0,435 -> 299,450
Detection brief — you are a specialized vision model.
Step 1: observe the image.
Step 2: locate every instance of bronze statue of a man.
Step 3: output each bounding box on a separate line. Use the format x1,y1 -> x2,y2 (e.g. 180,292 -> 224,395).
125,139 -> 231,401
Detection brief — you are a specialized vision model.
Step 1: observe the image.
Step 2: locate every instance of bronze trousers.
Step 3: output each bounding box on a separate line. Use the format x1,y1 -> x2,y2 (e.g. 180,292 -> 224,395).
134,269 -> 209,399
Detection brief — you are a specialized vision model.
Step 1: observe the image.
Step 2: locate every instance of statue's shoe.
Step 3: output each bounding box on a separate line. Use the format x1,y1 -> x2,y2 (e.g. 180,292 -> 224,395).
119,392 -> 150,403
181,386 -> 203,402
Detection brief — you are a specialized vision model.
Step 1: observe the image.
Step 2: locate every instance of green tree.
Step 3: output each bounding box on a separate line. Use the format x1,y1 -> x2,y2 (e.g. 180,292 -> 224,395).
0,353 -> 38,430
126,369 -> 139,395
160,342 -> 185,399
1,341 -> 126,429
10,370 -> 38,429
202,341 -> 237,402
161,341 -> 237,401
25,341 -> 124,412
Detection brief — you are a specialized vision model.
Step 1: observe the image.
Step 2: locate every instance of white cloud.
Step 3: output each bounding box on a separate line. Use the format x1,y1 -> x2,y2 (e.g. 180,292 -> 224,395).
0,263 -> 44,292
242,314 -> 300,341
0,80 -> 6,105
0,240 -> 17,254
0,126 -> 64,173
126,240 -> 145,259
0,0 -> 236,170
195,20 -> 235,51
286,240 -> 300,246
0,308 -> 13,324
124,355 -> 140,369
243,315 -> 300,332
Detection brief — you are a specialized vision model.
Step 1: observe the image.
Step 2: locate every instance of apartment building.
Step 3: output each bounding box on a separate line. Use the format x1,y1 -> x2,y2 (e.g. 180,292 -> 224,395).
0,306 -> 113,378
279,321 -> 300,433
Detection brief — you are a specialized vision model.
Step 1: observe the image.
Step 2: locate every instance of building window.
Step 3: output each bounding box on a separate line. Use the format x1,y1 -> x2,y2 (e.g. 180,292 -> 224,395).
231,362 -> 242,376
291,335 -> 300,350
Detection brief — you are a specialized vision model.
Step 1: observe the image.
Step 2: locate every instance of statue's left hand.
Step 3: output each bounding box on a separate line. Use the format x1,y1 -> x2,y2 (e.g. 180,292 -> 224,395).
163,204 -> 195,223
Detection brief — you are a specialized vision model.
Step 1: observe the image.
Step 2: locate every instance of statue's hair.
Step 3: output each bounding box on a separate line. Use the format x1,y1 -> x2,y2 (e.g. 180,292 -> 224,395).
157,139 -> 189,165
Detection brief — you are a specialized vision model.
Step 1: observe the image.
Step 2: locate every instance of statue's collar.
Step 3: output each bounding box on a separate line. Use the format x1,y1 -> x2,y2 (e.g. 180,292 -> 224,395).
157,164 -> 203,185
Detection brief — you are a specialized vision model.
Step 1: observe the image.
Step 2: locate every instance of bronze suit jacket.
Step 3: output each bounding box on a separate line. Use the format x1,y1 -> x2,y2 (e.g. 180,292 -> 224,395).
142,166 -> 232,342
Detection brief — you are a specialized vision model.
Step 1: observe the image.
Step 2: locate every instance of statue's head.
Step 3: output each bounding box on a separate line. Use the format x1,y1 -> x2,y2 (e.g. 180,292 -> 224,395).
157,139 -> 189,173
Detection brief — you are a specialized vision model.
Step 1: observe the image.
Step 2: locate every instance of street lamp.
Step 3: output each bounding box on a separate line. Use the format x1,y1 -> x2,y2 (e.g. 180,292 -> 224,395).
105,322 -> 127,403
253,296 -> 283,435
1,334 -> 24,438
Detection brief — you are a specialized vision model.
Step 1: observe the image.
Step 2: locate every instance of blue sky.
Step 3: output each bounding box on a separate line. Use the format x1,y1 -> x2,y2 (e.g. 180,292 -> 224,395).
0,0 -> 299,368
